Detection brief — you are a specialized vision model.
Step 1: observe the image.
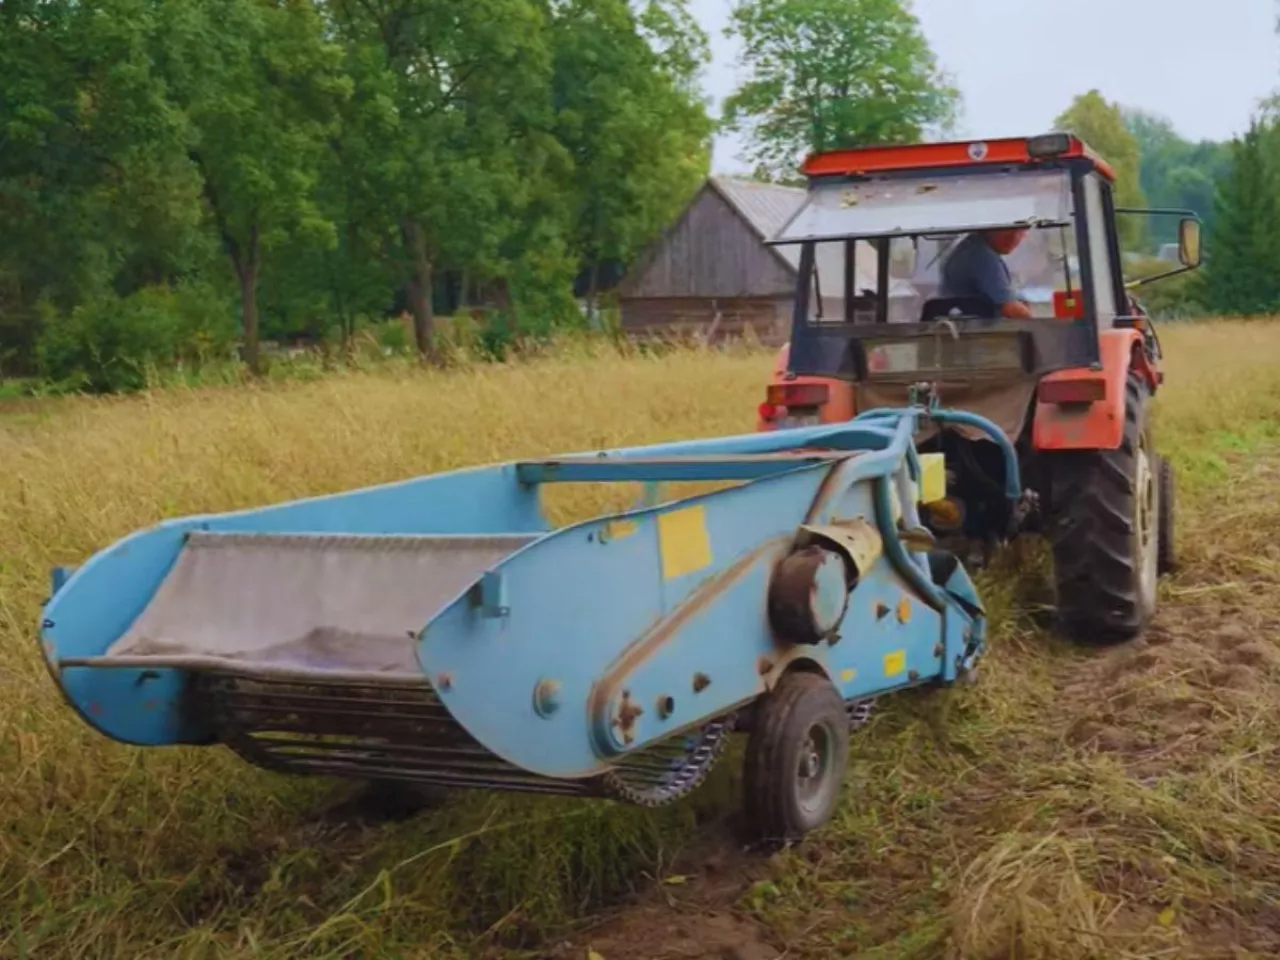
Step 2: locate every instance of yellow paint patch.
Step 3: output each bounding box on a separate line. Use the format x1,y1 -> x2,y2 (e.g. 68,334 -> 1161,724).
604,519 -> 638,542
884,650 -> 907,678
918,452 -> 946,504
896,596 -> 912,624
658,506 -> 713,580
840,669 -> 857,683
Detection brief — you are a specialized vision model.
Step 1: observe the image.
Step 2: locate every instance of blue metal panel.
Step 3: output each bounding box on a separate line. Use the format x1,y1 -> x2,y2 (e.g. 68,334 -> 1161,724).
589,552 -> 791,757
414,464 -> 836,779
40,462 -> 546,746
824,564 -> 947,700
43,523 -> 204,745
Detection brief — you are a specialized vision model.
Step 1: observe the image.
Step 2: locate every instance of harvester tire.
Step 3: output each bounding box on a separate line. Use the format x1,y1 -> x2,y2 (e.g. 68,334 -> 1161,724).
742,670 -> 848,843
1047,371 -> 1159,644
1157,455 -> 1177,575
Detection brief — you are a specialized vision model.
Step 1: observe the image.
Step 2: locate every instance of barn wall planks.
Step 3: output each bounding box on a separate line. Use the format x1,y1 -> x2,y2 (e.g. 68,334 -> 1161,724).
621,186 -> 797,301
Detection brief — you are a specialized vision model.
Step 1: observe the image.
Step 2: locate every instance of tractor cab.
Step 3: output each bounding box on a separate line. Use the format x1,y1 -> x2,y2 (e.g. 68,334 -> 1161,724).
757,133 -> 1202,442
756,133 -> 1205,645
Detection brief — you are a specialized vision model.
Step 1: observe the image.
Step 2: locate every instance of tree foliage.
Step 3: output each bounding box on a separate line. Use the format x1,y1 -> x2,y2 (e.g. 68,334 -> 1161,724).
1203,117 -> 1280,316
0,0 -> 714,383
1122,108 -> 1232,250
1053,90 -> 1147,249
721,0 -> 960,182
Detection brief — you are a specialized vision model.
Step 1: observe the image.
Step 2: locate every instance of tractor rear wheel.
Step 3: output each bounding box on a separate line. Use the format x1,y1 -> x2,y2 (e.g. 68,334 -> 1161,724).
1047,371 -> 1159,644
742,670 -> 848,843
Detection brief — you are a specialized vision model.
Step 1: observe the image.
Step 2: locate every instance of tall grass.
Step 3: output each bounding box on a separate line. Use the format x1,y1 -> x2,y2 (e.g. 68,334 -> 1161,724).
3,320 -> 1280,957
0,339 -> 769,958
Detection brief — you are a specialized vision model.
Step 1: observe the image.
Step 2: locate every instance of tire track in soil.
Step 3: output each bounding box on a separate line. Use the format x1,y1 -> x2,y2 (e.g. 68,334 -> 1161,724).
537,451 -> 1280,960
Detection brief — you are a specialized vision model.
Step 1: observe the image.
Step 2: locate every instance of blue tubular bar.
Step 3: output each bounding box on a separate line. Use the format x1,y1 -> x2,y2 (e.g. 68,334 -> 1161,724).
873,472 -> 946,612
927,408 -> 1024,500
513,453 -> 846,485
513,420 -> 904,484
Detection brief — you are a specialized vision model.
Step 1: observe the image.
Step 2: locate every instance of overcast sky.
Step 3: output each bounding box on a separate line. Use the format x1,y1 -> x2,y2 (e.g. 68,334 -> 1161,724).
691,0 -> 1280,174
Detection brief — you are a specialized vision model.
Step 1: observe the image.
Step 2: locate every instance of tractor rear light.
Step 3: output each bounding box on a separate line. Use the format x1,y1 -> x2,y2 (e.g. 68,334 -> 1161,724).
758,401 -> 780,422
1039,377 -> 1105,405
1028,132 -> 1072,158
766,383 -> 829,408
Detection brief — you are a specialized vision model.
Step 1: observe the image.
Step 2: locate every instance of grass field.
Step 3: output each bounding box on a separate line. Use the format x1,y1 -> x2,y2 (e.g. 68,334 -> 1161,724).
4,320 -> 1280,959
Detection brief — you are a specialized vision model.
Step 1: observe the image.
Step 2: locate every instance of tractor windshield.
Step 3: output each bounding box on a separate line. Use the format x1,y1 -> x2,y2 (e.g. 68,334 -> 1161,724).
776,167 -> 1081,326
774,168 -> 1074,245
776,164 -> 1106,381
799,225 -> 1081,326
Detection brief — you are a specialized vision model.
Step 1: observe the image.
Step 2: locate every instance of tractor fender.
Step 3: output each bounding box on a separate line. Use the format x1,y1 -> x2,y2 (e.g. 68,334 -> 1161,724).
1032,328 -> 1156,452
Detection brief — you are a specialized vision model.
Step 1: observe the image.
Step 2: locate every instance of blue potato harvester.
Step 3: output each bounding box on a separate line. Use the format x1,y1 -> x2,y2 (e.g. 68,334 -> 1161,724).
39,405 -> 1015,841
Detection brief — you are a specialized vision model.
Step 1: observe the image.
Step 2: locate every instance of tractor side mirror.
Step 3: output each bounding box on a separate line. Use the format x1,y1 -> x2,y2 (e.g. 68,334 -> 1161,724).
1178,218 -> 1202,268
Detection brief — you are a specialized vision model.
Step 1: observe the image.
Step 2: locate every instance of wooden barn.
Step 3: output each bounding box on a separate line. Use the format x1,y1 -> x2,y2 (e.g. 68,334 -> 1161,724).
616,176 -> 900,346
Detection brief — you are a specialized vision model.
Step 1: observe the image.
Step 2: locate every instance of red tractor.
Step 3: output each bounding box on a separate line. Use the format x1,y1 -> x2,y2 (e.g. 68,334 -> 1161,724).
756,133 -> 1203,643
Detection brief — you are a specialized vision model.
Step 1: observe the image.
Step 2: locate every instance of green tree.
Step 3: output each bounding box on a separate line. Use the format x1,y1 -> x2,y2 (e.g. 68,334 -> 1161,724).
0,0 -> 214,371
1122,108 -> 1231,249
325,0 -> 561,361
150,0 -> 351,375
721,0 -> 960,182
1054,90 -> 1147,250
1205,118 -> 1280,316
549,0 -> 713,317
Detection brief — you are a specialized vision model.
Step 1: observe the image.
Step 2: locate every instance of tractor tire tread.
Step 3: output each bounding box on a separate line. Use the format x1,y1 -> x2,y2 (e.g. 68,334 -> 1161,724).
1047,371 -> 1154,644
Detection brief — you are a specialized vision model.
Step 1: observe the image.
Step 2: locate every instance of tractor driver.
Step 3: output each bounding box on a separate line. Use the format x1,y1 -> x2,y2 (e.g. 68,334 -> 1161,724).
936,228 -> 1034,321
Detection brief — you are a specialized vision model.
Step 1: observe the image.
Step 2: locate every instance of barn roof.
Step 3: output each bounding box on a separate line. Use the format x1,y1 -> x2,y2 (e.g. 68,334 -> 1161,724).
711,177 -> 806,246
709,176 -> 818,274
710,177 -> 900,285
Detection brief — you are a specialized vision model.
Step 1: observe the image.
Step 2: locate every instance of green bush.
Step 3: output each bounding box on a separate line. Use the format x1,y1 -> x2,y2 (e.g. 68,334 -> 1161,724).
474,239 -> 589,361
374,317 -> 411,354
36,283 -> 239,393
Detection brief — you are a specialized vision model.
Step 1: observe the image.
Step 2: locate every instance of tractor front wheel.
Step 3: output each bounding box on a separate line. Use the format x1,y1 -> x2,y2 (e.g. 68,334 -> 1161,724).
1047,371 -> 1160,644
742,670 -> 848,843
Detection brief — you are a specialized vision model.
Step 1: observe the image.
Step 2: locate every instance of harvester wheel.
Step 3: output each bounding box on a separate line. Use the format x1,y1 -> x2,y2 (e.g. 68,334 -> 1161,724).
742,670 -> 848,843
1157,455 -> 1177,575
1047,371 -> 1159,644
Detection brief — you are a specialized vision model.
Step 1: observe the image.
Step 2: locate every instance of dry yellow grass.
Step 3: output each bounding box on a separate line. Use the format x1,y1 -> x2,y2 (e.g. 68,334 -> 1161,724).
3,321 -> 1280,958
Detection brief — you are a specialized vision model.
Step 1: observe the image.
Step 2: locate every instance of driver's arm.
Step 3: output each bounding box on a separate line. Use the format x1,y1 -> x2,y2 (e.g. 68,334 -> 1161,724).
974,249 -> 1032,320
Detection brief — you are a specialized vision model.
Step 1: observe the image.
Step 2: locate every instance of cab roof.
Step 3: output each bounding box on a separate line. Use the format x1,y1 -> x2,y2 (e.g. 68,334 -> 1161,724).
802,134 -> 1117,184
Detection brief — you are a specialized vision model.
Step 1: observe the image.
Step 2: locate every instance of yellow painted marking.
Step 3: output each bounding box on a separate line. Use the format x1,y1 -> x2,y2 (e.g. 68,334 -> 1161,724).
840,669 -> 857,683
884,650 -> 907,678
918,452 -> 947,504
896,596 -> 912,624
604,519 -> 638,542
658,506 -> 713,580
